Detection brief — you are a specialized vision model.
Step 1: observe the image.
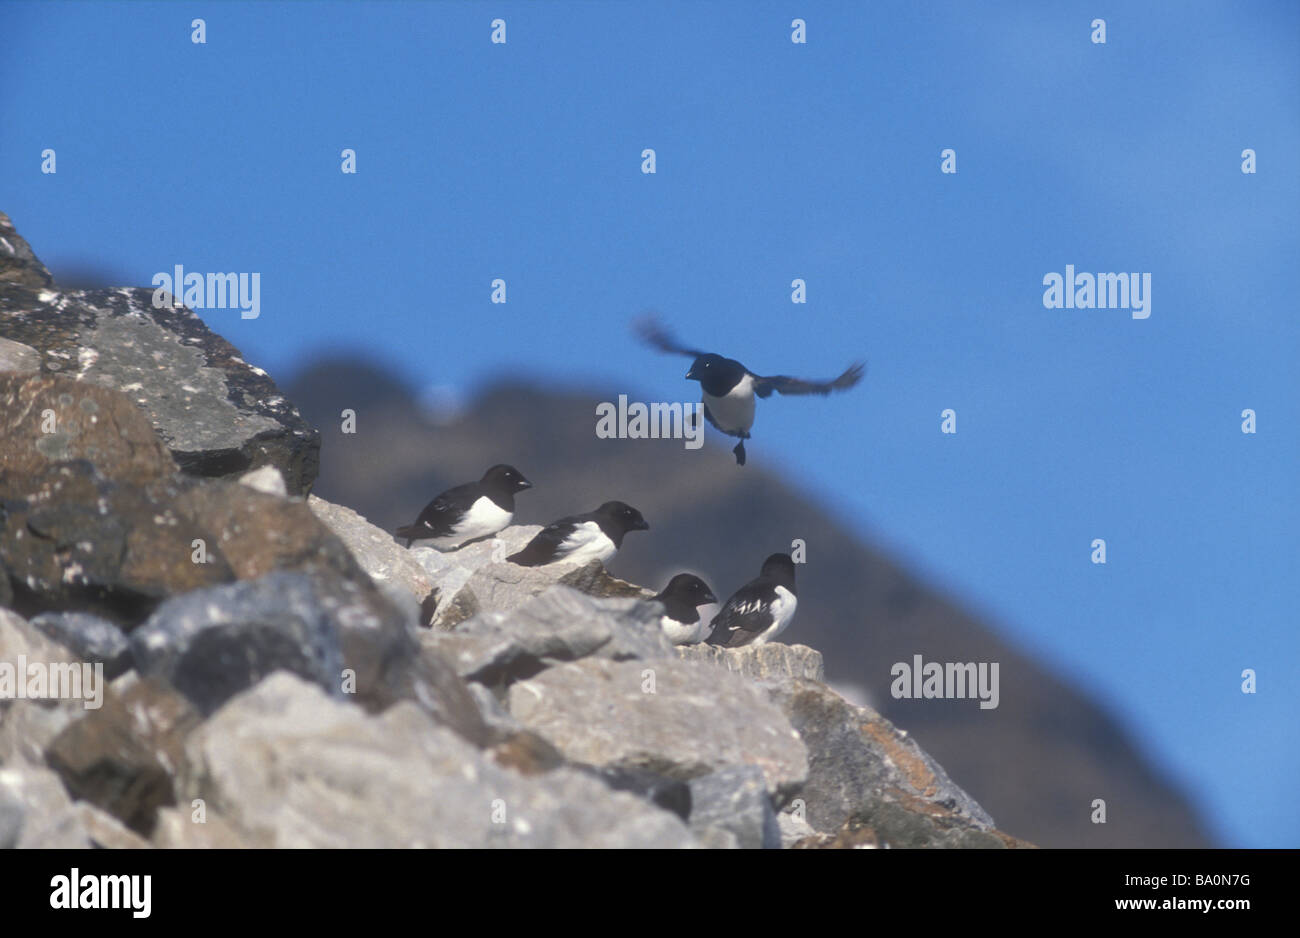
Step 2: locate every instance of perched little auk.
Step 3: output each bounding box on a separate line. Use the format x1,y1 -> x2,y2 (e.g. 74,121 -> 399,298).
706,553 -> 798,647
396,464 -> 532,550
507,501 -> 649,567
635,316 -> 864,465
652,573 -> 718,645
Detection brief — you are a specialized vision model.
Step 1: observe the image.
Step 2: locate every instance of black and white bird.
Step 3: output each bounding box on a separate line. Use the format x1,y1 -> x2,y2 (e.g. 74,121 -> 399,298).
635,316 -> 865,465
507,501 -> 649,567
396,464 -> 532,550
706,553 -> 798,647
652,574 -> 718,645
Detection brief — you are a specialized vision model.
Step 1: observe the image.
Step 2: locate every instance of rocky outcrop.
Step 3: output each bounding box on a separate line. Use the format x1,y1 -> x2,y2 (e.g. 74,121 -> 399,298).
0,214 -> 1027,848
307,494 -> 438,619
677,641 -> 826,683
0,213 -> 53,290
421,586 -> 675,687
0,374 -> 394,628
0,610 -> 87,765
29,612 -> 132,680
770,678 -> 995,836
44,677 -> 199,837
176,673 -> 695,848
290,360 -> 1217,848
0,216 -> 318,494
508,657 -> 809,801
409,525 -> 652,630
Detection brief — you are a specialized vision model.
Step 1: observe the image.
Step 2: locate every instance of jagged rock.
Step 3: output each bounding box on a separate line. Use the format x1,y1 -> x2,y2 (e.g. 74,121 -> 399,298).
0,372 -> 177,485
768,678 -> 995,834
0,423 -> 392,625
0,212 -> 53,288
151,806 -> 263,848
0,761 -> 90,848
777,808 -> 816,847
44,678 -> 200,836
29,611 -> 133,679
591,766 -> 692,820
0,609 -> 88,764
72,802 -> 154,849
165,480 -> 368,585
484,728 -> 568,777
0,462 -> 230,622
508,657 -> 807,800
688,766 -> 781,849
307,494 -> 437,622
467,682 -> 519,733
676,642 -> 825,684
130,572 -> 343,715
238,465 -> 287,497
128,570 -> 485,740
0,784 -> 19,846
792,803 -> 1034,849
422,585 -> 675,687
0,238 -> 319,492
412,525 -> 652,629
0,336 -> 41,374
178,672 -> 697,847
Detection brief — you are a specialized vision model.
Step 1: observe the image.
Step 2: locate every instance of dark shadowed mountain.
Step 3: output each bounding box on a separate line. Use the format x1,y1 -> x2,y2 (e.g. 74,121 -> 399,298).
288,357 -> 1214,848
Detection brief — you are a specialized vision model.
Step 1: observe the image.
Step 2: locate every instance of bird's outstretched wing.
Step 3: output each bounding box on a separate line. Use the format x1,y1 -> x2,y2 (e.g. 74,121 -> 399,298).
752,362 -> 866,399
633,316 -> 708,358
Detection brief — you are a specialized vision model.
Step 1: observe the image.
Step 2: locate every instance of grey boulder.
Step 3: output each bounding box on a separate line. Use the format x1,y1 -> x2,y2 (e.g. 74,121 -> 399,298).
422,585 -> 676,687
307,494 -> 438,623
769,678 -> 996,835
688,765 -> 781,849
29,612 -> 133,680
178,672 -> 697,848
0,231 -> 319,493
0,610 -> 90,765
508,657 -> 807,801
412,525 -> 651,629
0,761 -> 148,848
676,641 -> 826,684
129,570 -> 489,744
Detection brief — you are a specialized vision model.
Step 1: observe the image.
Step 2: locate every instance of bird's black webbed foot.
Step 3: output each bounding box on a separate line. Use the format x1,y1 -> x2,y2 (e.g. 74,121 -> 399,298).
733,441 -> 746,466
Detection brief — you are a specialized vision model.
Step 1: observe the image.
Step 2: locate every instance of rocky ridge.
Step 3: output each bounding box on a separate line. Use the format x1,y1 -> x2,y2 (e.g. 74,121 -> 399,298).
0,214 -> 1030,848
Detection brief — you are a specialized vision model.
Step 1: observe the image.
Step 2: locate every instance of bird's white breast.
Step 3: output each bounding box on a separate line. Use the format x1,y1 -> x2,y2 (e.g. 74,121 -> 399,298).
411,496 -> 511,551
753,586 -> 797,644
557,521 -> 617,565
456,496 -> 513,538
702,374 -> 756,436
660,615 -> 706,645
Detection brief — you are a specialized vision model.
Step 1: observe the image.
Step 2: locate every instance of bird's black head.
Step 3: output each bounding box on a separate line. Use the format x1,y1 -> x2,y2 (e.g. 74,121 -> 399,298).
659,573 -> 717,607
760,553 -> 797,588
595,501 -> 650,533
481,464 -> 532,493
685,354 -> 746,396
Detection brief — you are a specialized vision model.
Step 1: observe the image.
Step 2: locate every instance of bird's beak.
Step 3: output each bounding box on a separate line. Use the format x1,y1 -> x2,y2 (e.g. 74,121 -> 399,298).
701,590 -> 717,604
636,519 -> 650,531
518,479 -> 533,490
685,368 -> 697,380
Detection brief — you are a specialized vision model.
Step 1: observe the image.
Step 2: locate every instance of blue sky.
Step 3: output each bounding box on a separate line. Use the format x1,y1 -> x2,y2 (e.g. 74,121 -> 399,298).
3,1 -> 1297,847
